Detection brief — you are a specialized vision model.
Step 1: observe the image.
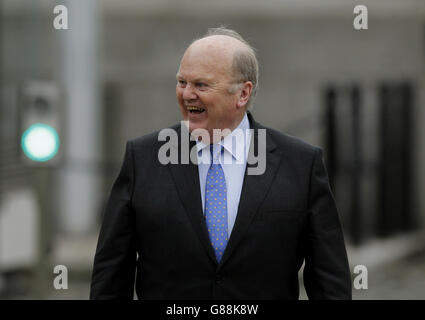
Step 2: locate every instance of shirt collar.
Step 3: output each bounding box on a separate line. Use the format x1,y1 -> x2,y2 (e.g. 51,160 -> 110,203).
196,113 -> 250,162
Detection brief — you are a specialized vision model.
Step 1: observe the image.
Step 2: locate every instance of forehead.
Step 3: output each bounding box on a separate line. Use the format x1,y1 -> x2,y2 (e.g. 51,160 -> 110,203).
178,37 -> 236,80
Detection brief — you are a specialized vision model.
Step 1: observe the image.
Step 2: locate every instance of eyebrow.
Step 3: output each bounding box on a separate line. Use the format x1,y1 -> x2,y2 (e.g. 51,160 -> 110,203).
176,74 -> 214,84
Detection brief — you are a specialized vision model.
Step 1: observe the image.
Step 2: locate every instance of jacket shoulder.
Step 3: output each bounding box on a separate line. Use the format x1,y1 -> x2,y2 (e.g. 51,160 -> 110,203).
128,123 -> 180,151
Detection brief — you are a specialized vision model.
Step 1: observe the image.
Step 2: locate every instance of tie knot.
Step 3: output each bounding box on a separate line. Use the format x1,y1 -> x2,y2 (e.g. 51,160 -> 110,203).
210,144 -> 223,164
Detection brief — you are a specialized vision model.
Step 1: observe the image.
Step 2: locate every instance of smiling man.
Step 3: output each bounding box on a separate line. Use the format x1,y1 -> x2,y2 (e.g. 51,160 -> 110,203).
176,34 -> 254,139
90,27 -> 352,300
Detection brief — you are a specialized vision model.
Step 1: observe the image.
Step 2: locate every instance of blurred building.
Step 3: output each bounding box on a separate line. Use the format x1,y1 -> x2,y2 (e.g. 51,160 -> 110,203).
1,0 -> 425,299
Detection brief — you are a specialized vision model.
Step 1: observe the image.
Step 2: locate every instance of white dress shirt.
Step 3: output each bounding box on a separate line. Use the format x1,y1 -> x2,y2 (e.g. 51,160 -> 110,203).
195,113 -> 251,237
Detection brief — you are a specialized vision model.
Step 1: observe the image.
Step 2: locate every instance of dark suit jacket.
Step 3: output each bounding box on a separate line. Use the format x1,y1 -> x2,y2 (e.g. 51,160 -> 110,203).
90,112 -> 352,300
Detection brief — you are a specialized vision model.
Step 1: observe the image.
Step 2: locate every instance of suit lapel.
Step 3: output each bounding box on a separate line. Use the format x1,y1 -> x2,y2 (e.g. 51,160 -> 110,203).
167,114 -> 281,268
218,113 -> 280,269
168,125 -> 218,265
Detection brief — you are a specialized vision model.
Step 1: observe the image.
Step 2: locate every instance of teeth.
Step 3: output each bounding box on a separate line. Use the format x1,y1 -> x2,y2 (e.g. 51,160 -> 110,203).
187,106 -> 204,111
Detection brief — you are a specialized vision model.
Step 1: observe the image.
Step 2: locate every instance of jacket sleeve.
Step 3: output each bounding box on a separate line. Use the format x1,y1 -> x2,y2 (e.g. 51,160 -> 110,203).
90,141 -> 137,299
303,148 -> 352,300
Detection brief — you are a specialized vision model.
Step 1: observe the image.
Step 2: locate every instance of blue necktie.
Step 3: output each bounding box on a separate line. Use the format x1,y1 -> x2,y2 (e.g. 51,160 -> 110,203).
205,144 -> 228,263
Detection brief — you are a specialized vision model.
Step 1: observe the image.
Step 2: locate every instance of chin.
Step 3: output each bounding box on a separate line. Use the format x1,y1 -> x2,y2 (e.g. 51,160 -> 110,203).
188,122 -> 206,132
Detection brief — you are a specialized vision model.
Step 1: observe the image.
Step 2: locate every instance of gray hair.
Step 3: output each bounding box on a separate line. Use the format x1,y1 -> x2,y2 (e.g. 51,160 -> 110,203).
197,27 -> 259,110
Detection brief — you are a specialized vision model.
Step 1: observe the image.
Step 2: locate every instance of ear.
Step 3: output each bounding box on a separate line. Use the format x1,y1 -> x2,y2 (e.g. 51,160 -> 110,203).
236,81 -> 253,109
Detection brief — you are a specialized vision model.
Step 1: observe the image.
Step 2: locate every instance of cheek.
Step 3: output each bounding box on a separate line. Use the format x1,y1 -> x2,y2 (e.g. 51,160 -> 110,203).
176,86 -> 186,99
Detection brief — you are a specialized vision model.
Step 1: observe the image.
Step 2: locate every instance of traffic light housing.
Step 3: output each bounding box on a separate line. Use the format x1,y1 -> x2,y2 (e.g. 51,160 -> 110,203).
19,81 -> 63,166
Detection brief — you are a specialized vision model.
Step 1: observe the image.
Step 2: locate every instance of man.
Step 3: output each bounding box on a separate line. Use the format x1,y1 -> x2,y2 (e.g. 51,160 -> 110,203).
90,27 -> 352,300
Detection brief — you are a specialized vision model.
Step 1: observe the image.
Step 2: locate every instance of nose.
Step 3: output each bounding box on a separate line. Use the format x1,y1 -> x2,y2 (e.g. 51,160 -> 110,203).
182,84 -> 198,101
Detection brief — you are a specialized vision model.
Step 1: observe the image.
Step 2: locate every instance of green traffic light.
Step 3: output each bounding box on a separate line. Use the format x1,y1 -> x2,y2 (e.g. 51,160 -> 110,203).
21,123 -> 60,162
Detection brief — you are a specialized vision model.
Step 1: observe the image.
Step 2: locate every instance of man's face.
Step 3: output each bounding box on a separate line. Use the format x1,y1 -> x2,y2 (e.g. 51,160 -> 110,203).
176,39 -> 242,138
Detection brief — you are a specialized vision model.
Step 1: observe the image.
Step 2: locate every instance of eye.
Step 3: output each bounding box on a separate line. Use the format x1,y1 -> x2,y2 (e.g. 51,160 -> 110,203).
178,79 -> 186,87
196,82 -> 207,89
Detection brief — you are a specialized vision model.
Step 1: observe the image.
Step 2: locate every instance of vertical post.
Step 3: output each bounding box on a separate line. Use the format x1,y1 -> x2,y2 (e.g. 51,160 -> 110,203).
33,166 -> 52,299
400,83 -> 413,231
350,85 -> 362,245
377,84 -> 389,237
324,87 -> 337,190
58,0 -> 102,235
0,0 -> 4,295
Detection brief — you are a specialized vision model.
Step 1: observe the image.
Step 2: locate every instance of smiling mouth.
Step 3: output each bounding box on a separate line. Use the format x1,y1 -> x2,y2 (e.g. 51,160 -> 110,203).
187,106 -> 206,114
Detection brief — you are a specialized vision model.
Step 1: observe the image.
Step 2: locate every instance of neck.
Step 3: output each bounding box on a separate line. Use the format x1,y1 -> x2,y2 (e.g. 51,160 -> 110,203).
208,112 -> 246,144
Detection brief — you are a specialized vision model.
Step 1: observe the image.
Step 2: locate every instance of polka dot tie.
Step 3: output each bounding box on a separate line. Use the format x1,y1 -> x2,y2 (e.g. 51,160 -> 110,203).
205,144 -> 228,263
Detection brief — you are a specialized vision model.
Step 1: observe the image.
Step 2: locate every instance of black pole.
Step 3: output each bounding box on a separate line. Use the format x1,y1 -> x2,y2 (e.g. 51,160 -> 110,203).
400,82 -> 413,231
324,87 -> 337,191
377,84 -> 389,237
350,85 -> 362,245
